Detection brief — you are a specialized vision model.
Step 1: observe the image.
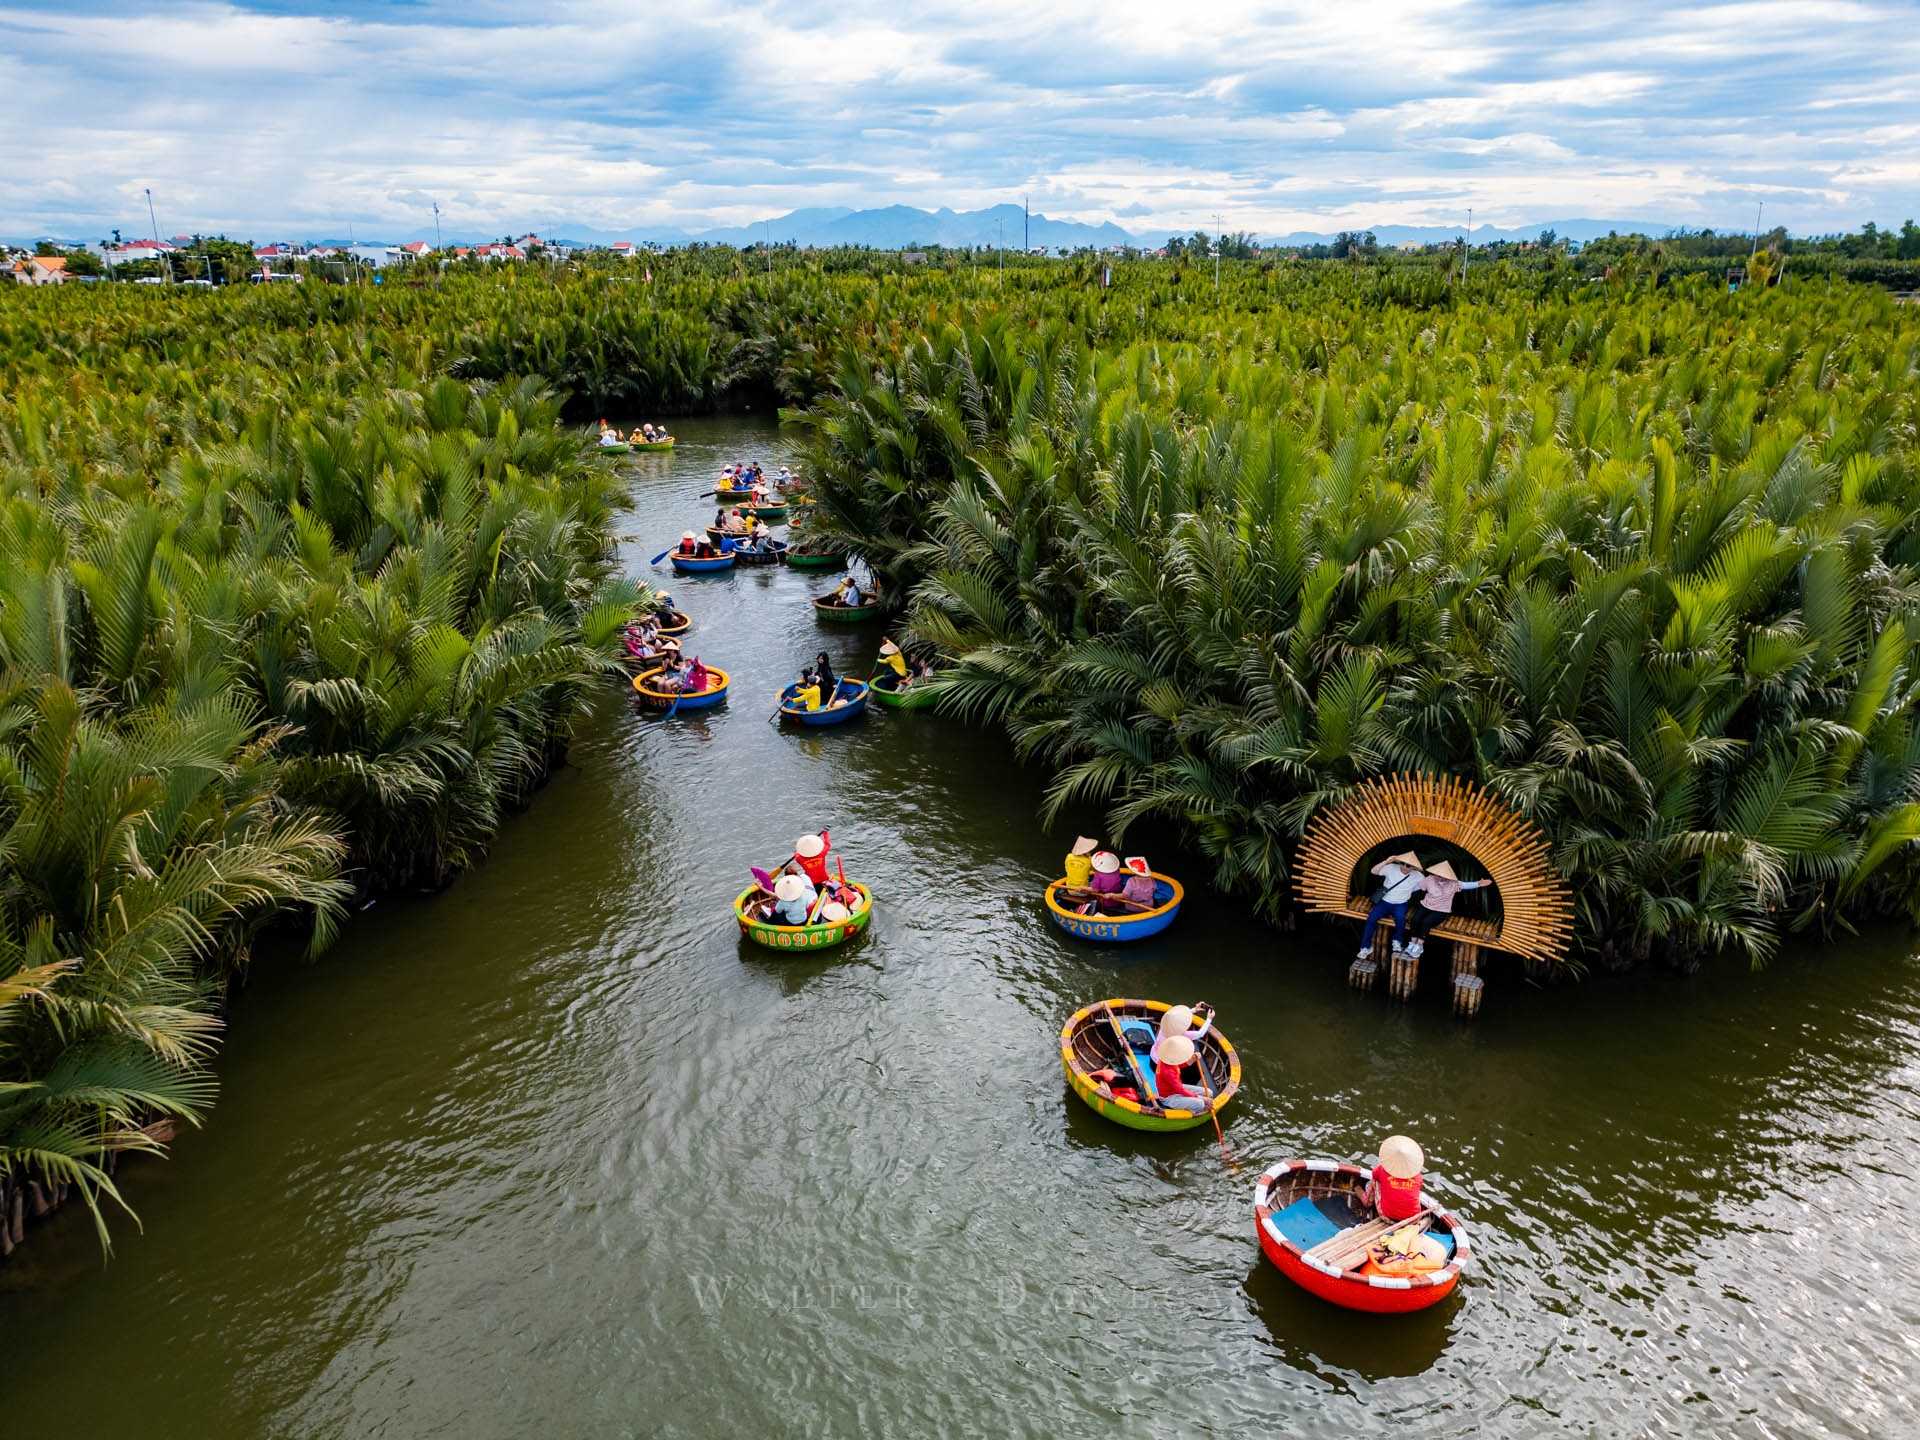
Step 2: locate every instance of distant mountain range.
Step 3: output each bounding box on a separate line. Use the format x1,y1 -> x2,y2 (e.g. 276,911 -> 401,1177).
9,207 -> 1693,253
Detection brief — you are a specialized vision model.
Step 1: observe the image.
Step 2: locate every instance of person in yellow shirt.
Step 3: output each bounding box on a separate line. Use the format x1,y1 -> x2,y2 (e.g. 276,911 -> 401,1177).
879,638 -> 910,685
1063,836 -> 1099,887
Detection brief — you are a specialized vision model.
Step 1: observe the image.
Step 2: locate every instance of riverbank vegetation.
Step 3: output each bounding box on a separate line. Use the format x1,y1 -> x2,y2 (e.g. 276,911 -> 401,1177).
2,253 -> 1916,1254
799,267 -> 1920,973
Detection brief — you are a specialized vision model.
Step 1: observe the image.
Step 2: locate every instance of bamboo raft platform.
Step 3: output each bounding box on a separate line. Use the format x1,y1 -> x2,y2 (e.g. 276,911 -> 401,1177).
1295,773 -> 1573,1018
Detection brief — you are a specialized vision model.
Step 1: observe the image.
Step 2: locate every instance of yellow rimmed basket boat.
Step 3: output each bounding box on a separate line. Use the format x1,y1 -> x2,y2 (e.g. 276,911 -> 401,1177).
733,883 -> 875,951
631,664 -> 729,711
1059,998 -> 1240,1133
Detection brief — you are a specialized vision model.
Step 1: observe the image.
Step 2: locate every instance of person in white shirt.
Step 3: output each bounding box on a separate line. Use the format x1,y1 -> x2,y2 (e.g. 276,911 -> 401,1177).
1359,851 -> 1427,958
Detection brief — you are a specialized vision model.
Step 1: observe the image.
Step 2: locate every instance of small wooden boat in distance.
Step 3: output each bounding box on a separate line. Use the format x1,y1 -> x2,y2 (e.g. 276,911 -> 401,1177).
1058,998 -> 1240,1132
1253,1159 -> 1471,1314
632,436 -> 675,451
595,441 -> 631,454
732,539 -> 788,566
1044,873 -> 1184,942
734,882 -> 874,951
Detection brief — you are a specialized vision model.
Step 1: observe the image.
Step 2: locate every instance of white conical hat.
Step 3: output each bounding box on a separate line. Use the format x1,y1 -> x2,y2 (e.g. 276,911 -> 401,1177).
794,834 -> 826,858
820,902 -> 850,922
1160,1034 -> 1196,1067
1091,851 -> 1121,874
1379,1135 -> 1425,1179
1158,1004 -> 1194,1039
773,874 -> 806,903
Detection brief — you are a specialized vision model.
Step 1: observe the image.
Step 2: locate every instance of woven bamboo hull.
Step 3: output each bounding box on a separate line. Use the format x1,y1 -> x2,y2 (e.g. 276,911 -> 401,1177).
1058,998 -> 1239,1132
1044,875 -> 1184,942
595,441 -> 630,453
787,551 -> 847,571
653,610 -> 691,637
733,883 -> 873,951
1253,1160 -> 1469,1315
632,438 -> 675,451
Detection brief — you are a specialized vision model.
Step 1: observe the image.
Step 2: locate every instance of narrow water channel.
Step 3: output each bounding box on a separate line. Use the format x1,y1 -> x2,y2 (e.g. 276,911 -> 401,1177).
6,415 -> 1918,1439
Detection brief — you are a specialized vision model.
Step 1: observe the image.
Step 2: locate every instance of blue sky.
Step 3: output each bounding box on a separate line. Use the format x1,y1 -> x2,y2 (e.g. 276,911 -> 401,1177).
2,0 -> 1916,240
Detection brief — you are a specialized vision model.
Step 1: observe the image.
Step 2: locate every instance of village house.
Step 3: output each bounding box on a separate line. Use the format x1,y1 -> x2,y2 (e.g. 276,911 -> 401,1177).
9,255 -> 70,285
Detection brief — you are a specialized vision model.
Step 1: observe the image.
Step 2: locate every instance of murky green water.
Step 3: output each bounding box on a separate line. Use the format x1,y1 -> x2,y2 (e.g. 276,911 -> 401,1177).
6,415 -> 1919,1439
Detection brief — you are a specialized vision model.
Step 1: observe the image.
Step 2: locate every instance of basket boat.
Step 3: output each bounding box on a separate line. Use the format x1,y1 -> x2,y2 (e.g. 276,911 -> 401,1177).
631,664 -> 730,711
632,437 -> 675,451
733,882 -> 874,951
712,486 -> 754,502
870,671 -> 936,710
814,594 -> 879,623
732,540 -> 788,566
595,441 -> 631,454
1253,1160 -> 1471,1314
1043,874 -> 1184,942
1058,998 -> 1240,1133
778,680 -> 869,725
671,551 -> 735,575
745,504 -> 788,521
787,550 -> 848,572
653,609 -> 690,636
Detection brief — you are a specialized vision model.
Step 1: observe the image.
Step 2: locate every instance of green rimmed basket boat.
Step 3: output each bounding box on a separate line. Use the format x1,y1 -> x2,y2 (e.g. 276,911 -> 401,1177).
632,437 -> 676,452
814,594 -> 880,623
594,441 -> 631,454
1059,998 -> 1240,1133
870,671 -> 937,710
787,550 -> 847,572
745,504 -> 788,521
733,883 -> 874,952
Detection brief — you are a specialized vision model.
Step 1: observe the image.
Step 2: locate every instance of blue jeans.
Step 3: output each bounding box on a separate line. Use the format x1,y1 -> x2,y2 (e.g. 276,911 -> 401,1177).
1361,898 -> 1409,951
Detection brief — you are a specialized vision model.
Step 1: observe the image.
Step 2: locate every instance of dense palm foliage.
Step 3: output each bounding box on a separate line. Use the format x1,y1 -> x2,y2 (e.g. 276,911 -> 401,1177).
799,273 -> 1920,971
0,281 -> 640,1249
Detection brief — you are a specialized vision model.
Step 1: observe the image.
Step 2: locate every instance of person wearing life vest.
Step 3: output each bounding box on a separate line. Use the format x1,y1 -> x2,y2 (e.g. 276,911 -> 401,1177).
1364,1134 -> 1425,1220
792,832 -> 831,887
677,530 -> 699,556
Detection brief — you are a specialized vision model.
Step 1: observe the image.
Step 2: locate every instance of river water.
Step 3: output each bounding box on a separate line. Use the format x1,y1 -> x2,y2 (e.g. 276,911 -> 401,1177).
6,415 -> 1919,1439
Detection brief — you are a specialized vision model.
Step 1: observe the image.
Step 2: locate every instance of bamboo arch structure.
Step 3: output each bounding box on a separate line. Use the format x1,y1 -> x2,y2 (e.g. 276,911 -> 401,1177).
1293,773 -> 1574,968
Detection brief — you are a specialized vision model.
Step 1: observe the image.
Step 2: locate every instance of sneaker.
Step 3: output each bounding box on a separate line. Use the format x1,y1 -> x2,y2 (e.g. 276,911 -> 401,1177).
1390,942 -> 1405,957
1409,941 -> 1425,958
1356,946 -> 1372,959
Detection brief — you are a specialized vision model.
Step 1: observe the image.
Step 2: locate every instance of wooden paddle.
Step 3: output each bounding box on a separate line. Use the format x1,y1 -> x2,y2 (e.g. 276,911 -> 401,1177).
1305,1208 -> 1436,1270
1053,885 -> 1154,915
1192,1050 -> 1234,1166
1100,1002 -> 1159,1112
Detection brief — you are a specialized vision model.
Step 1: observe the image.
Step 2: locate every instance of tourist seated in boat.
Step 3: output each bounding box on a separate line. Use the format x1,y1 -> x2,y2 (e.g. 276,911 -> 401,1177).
1358,851 -> 1427,959
677,530 -> 700,556
1363,1134 -> 1425,1220
826,576 -> 864,608
748,518 -> 772,548
676,656 -> 710,694
1075,850 -> 1127,913
1063,835 -> 1100,886
1150,1003 -> 1214,1068
793,675 -> 823,711
878,638 -> 912,686
1152,1034 -> 1209,1114
770,872 -> 818,925
599,427 -> 624,447
1119,856 -> 1157,908
1402,861 -> 1492,959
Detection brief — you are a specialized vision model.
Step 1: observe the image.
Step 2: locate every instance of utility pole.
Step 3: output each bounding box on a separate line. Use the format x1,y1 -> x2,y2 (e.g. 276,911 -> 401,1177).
1751,200 -> 1764,257
433,201 -> 442,251
145,187 -> 170,283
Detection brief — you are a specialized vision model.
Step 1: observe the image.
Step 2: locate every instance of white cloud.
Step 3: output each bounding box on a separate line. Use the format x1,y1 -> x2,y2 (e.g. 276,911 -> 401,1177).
0,0 -> 1914,240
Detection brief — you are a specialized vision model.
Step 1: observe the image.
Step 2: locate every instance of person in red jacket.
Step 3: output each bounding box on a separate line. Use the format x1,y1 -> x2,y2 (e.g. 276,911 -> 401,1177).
792,831 -> 831,887
1153,1034 -> 1210,1114
1364,1134 -> 1425,1220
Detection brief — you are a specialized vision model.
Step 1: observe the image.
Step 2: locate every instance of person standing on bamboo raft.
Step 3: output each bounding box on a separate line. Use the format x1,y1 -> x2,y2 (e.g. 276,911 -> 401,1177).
1403,860 -> 1493,958
1358,851 -> 1427,958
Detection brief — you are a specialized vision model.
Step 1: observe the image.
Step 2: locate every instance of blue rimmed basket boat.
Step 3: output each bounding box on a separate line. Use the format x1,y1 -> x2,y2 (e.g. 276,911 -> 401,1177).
1043,873 -> 1184,942
670,551 -> 736,575
778,680 -> 869,725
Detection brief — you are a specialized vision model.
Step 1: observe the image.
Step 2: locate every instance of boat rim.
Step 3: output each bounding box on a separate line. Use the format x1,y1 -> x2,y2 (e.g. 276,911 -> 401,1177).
1057,996 -> 1241,1120
1044,872 -> 1186,928
630,664 -> 731,702
1252,1157 -> 1473,1290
